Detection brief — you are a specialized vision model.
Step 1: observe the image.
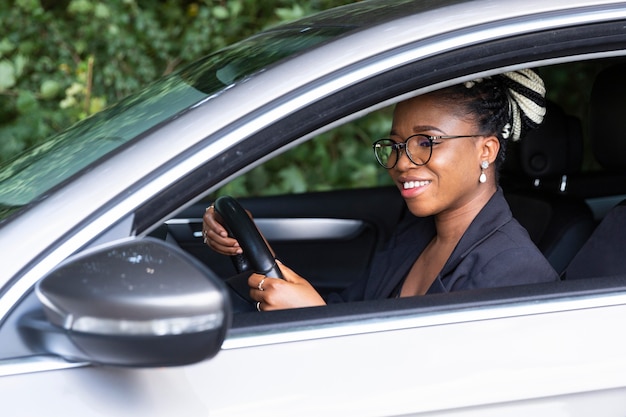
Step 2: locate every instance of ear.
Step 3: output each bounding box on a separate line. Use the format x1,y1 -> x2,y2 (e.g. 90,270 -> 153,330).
479,135 -> 500,164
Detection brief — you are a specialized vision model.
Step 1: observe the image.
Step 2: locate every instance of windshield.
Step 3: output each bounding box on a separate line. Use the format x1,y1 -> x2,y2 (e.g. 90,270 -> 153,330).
0,25 -> 354,223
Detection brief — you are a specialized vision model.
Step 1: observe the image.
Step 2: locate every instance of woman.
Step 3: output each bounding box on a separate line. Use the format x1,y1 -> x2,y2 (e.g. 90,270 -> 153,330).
203,69 -> 559,310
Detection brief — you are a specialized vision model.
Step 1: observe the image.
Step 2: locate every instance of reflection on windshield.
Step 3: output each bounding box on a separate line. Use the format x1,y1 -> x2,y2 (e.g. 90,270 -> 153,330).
0,25 -> 354,223
181,26 -> 352,93
0,77 -> 204,217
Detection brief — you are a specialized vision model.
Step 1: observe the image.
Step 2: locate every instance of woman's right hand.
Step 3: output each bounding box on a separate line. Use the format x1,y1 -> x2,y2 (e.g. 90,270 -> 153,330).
202,205 -> 243,256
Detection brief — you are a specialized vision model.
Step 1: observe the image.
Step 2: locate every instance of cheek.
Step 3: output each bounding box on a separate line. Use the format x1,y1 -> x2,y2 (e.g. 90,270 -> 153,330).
431,145 -> 479,182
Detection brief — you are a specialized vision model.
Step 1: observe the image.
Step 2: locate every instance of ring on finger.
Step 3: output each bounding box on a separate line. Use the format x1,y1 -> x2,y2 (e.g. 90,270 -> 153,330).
258,278 -> 265,291
256,301 -> 262,311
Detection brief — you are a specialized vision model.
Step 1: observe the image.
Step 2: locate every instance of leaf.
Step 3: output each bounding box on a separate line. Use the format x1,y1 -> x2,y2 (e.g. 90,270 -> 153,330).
0,38 -> 15,57
13,54 -> 27,78
67,0 -> 93,15
275,6 -> 303,22
0,60 -> 16,91
94,3 -> 110,19
16,91 -> 38,114
40,79 -> 61,99
228,0 -> 242,17
278,165 -> 307,193
0,134 -> 25,159
15,0 -> 41,13
212,5 -> 229,20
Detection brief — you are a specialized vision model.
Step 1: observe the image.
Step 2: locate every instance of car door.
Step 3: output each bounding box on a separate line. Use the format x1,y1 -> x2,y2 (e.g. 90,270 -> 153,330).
5,279 -> 626,416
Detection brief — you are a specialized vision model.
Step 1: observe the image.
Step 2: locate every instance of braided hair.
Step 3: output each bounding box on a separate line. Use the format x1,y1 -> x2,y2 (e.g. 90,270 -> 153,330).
431,69 -> 546,168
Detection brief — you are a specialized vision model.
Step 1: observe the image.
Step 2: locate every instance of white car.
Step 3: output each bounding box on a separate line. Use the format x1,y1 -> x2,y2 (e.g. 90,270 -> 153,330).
2,0 -> 626,415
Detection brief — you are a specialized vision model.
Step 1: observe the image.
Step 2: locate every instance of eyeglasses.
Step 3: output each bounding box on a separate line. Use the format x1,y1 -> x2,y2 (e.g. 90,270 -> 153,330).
372,134 -> 483,169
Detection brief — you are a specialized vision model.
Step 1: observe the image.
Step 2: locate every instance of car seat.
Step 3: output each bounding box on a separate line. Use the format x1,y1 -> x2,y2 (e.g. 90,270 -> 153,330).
565,63 -> 626,280
503,101 -> 595,275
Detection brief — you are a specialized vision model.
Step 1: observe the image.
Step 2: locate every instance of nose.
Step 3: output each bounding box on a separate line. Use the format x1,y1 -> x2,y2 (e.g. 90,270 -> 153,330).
394,145 -> 415,170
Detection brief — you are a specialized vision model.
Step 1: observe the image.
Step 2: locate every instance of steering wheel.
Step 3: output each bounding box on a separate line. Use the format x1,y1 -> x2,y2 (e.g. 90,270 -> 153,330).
213,196 -> 284,311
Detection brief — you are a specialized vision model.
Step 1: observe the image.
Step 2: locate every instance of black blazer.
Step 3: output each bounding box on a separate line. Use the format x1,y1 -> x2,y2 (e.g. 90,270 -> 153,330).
327,188 -> 559,303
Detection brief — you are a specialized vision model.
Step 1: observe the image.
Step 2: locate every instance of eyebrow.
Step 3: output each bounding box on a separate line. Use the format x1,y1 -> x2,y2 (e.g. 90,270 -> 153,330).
390,125 -> 446,136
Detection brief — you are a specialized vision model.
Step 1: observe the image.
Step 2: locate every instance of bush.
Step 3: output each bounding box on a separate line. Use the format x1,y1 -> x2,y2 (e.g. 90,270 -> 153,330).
0,0 -> 355,163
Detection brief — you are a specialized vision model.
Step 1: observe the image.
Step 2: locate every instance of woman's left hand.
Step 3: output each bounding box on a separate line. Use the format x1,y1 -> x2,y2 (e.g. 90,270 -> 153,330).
248,261 -> 326,311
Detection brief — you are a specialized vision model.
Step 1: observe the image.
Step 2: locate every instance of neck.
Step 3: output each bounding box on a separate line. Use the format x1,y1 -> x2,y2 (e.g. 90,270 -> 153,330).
433,185 -> 497,244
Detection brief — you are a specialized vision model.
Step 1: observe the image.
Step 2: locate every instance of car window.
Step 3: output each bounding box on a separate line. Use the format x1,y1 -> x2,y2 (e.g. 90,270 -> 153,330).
197,56 -> 626,302
540,60 -> 615,172
211,106 -> 395,199
210,59 -> 620,201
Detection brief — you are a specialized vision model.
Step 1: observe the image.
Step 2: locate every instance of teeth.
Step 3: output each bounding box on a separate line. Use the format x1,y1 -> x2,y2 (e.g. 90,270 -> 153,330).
403,181 -> 431,189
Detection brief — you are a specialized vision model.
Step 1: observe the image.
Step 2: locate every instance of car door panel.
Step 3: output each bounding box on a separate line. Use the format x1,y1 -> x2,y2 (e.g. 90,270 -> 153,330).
5,290 -> 626,417
166,186 -> 407,295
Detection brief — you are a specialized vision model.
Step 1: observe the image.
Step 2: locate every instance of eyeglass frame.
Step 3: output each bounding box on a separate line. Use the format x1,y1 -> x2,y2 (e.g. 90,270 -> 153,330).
372,134 -> 484,169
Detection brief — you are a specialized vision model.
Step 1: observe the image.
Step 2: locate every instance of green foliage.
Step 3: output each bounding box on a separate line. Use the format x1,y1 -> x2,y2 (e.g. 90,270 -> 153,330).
216,107 -> 394,198
0,0 -> 355,164
1,0 -> 397,199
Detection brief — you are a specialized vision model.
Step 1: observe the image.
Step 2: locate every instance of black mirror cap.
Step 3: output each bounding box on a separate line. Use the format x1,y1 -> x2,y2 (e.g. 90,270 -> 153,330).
66,328 -> 226,367
35,238 -> 232,367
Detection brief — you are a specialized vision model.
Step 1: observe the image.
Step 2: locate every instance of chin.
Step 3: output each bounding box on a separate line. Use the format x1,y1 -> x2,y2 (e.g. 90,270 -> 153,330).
405,202 -> 436,218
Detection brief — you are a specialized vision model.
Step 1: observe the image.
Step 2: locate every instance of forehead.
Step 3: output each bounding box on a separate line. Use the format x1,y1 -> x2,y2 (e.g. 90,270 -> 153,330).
392,93 -> 476,131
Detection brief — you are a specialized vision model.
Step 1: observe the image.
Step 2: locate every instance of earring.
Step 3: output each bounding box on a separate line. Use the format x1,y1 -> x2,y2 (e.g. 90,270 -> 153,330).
479,161 -> 489,184
502,123 -> 512,139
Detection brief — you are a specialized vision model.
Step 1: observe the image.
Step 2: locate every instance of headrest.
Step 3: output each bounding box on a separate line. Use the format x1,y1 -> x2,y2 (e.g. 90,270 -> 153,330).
505,101 -> 583,178
590,63 -> 626,173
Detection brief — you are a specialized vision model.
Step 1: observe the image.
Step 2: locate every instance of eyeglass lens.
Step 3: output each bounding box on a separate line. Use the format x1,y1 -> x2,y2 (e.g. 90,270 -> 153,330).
373,135 -> 433,168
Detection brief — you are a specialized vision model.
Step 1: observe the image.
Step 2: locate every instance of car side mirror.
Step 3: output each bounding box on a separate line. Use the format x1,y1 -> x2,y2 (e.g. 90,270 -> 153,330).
24,238 -> 231,367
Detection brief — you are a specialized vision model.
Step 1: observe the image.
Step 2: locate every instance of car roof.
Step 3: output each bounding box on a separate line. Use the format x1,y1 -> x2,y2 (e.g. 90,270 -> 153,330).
283,0 -> 623,30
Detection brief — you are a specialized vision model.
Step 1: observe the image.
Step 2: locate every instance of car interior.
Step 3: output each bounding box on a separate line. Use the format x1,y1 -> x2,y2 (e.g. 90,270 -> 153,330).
562,62 -> 626,280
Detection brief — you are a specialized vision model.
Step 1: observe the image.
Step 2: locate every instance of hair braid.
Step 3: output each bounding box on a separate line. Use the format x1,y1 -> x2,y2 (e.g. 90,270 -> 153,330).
431,68 -> 546,169
499,69 -> 546,141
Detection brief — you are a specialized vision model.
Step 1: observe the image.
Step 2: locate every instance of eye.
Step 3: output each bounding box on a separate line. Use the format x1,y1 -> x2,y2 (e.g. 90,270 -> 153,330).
416,135 -> 432,147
